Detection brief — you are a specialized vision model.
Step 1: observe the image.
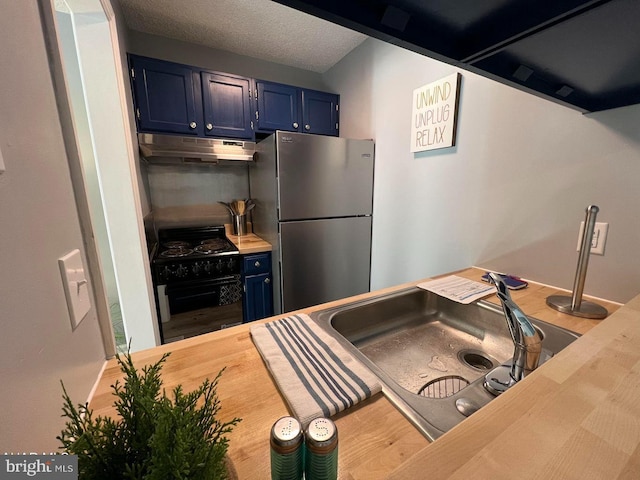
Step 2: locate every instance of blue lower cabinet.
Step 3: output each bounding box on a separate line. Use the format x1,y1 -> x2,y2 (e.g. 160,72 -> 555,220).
242,253 -> 274,323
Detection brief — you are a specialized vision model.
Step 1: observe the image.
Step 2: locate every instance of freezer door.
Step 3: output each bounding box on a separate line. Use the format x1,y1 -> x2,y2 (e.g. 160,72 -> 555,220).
277,132 -> 374,220
280,216 -> 372,312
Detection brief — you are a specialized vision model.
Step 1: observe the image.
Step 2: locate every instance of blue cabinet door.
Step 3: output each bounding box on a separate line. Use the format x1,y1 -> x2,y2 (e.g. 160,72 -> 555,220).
302,89 -> 339,136
130,55 -> 201,135
256,81 -> 300,132
243,273 -> 274,323
242,253 -> 274,322
201,72 -> 253,139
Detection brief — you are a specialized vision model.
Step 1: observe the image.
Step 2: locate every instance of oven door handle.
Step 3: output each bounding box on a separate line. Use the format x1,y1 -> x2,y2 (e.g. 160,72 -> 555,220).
164,275 -> 240,295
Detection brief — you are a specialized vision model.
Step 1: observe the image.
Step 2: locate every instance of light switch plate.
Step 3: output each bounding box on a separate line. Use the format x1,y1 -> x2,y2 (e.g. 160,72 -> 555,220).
0,145 -> 5,174
59,249 -> 91,330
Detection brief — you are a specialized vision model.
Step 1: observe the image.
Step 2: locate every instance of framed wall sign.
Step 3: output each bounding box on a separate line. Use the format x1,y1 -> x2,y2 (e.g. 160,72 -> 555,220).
410,72 -> 461,153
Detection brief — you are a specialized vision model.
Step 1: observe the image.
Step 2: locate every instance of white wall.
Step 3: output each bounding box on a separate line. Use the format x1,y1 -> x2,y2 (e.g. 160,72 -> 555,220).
0,0 -> 106,451
325,38 -> 640,304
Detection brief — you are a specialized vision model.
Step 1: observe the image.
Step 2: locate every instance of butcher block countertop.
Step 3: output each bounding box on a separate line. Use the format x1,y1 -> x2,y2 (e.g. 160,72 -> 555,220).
227,232 -> 272,254
225,225 -> 272,254
90,268 -> 637,479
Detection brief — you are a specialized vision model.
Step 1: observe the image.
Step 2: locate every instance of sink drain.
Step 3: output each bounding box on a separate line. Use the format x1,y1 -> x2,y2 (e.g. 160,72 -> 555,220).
418,375 -> 469,398
458,350 -> 495,371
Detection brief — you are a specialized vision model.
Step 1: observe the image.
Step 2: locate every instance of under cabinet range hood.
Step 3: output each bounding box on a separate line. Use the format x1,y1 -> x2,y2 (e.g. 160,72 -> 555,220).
137,133 -> 255,164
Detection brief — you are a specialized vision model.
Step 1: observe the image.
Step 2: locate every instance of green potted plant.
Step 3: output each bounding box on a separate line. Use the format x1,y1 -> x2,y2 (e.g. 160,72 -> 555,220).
58,351 -> 241,479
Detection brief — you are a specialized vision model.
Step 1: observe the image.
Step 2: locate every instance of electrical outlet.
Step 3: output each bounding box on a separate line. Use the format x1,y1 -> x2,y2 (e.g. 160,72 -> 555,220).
577,221 -> 609,255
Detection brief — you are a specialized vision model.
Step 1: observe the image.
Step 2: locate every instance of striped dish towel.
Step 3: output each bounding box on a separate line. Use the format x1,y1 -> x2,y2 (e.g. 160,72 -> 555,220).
250,313 -> 382,427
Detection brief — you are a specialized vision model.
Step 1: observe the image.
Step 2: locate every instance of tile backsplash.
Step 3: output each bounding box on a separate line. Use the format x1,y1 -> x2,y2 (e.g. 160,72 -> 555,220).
147,163 -> 250,208
147,163 -> 251,232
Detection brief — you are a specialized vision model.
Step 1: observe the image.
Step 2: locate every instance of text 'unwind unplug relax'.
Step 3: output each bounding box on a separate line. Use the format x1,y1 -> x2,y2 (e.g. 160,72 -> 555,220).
413,80 -> 453,148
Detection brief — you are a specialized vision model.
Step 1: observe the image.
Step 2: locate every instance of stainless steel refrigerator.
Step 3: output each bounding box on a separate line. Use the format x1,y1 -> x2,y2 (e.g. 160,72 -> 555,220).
249,131 -> 375,314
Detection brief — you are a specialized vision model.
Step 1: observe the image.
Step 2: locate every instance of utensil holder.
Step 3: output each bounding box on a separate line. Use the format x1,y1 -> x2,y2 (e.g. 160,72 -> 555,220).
232,214 -> 248,236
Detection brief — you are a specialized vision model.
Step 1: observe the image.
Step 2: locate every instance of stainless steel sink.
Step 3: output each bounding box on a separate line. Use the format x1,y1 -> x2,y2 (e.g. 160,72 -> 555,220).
310,287 -> 579,441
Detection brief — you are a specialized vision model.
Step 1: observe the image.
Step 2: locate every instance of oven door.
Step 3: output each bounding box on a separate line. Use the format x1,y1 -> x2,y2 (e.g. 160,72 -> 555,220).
166,275 -> 242,314
156,275 -> 243,343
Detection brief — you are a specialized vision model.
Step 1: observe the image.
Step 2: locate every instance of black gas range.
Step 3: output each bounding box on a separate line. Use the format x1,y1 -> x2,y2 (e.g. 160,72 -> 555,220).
152,226 -> 242,343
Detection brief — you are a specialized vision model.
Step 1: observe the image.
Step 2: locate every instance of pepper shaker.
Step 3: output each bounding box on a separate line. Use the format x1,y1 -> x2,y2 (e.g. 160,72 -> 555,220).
305,417 -> 338,480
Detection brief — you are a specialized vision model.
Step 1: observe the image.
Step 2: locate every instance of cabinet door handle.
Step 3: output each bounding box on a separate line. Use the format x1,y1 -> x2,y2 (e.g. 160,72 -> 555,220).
206,123 -> 213,130
304,124 -> 311,131
189,121 -> 197,129
254,261 -> 261,268
264,278 -> 271,284
292,122 -> 299,129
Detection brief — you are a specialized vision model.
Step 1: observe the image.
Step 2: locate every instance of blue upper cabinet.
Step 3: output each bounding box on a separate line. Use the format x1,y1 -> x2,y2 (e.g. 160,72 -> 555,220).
201,72 -> 254,139
129,54 -> 340,140
255,80 -> 339,136
302,89 -> 339,136
255,81 -> 300,132
129,55 -> 201,135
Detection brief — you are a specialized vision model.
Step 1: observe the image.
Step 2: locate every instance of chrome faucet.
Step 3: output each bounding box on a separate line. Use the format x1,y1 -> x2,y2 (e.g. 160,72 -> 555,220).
484,272 -> 542,395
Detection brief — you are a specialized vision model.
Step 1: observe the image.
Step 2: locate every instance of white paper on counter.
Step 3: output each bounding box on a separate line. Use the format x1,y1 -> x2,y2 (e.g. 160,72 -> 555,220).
417,275 -> 495,304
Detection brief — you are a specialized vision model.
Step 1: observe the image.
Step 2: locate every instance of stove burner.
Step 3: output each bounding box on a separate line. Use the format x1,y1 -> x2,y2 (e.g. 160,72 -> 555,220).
164,240 -> 191,249
201,238 -> 228,247
194,245 -> 223,255
193,239 -> 229,255
160,246 -> 194,258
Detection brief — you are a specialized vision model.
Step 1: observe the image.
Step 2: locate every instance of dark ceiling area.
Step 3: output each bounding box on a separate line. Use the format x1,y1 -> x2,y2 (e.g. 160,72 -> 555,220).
273,0 -> 640,112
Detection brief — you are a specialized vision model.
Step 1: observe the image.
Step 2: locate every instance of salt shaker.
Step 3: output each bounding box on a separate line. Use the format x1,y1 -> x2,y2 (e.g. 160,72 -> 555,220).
270,416 -> 304,480
304,417 -> 338,480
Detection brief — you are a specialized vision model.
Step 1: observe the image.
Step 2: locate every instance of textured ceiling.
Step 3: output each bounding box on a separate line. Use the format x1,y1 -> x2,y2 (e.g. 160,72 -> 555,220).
117,0 -> 368,73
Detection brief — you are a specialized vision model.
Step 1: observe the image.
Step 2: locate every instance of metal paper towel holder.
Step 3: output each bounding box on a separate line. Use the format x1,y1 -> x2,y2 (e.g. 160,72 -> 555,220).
546,205 -> 608,319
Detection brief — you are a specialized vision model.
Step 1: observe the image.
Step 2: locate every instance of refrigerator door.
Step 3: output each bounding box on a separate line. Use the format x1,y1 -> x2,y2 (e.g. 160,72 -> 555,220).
280,216 -> 372,312
277,132 -> 374,220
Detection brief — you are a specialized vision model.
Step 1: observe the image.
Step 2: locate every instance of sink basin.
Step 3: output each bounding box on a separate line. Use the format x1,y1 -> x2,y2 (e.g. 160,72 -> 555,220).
310,287 -> 579,440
